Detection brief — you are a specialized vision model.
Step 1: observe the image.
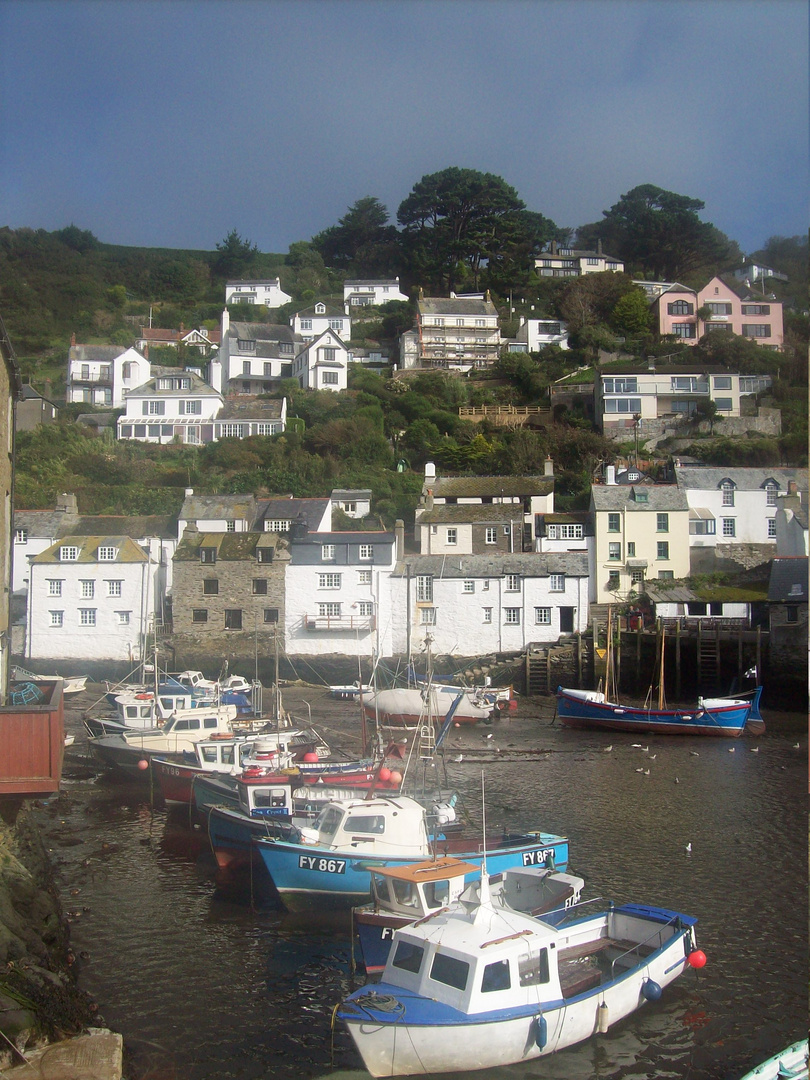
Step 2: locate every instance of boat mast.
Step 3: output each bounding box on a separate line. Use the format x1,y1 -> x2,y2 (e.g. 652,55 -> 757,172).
658,625 -> 666,710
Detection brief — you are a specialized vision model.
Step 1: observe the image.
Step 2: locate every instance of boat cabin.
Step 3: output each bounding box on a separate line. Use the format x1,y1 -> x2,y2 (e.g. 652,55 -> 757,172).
236,773 -> 296,819
369,858 -> 478,919
299,795 -> 431,856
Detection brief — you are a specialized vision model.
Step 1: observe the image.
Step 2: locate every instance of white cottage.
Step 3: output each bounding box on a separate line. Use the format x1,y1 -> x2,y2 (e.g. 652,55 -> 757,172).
66,343 -> 150,408
291,329 -> 349,391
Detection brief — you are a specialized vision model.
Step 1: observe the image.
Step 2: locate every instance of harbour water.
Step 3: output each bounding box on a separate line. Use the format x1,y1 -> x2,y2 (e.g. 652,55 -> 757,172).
35,686 -> 806,1080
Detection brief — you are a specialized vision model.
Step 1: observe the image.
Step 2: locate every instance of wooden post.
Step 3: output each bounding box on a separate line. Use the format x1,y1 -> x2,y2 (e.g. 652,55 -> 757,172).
576,632 -> 582,688
697,619 -> 703,687
756,626 -> 762,684
675,618 -> 682,700
737,628 -> 743,688
616,628 -> 622,694
636,625 -> 642,690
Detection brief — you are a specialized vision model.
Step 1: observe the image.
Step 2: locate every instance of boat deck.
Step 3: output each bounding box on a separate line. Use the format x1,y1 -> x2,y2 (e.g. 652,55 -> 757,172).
558,936 -> 656,999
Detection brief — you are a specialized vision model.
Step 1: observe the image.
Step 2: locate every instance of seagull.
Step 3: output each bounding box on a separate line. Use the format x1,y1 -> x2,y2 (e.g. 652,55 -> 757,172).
603,745 -> 613,753
794,743 -> 801,749
675,777 -> 680,784
689,751 -> 700,756
648,753 -> 657,761
631,743 -> 643,748
635,767 -> 645,773
643,769 -> 650,776
728,747 -> 735,753
639,745 -> 649,753
450,754 -> 463,763
685,842 -> 692,853
483,732 -> 494,741
750,747 -> 759,753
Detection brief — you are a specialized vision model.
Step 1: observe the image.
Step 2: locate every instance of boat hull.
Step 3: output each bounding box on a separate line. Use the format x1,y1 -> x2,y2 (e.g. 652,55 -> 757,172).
341,906 -> 693,1076
739,1039 -> 808,1080
364,687 -> 493,727
556,686 -> 759,737
254,834 -> 569,912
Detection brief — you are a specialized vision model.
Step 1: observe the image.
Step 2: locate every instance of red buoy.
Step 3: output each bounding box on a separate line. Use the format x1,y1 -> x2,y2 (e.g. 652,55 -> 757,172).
137,759 -> 149,771
378,767 -> 391,781
687,950 -> 707,969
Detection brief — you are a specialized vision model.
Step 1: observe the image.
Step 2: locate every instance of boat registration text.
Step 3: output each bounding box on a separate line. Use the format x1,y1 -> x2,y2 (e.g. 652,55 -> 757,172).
522,848 -> 557,867
298,855 -> 347,874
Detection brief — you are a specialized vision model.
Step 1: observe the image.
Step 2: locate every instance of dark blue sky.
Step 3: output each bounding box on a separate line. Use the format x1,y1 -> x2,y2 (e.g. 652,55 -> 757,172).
2,0 -> 806,256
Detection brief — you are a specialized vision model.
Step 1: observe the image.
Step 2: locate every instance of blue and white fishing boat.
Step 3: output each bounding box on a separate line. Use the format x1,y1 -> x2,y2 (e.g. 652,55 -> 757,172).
338,884 -> 702,1076
740,1040 -> 808,1080
252,793 -> 568,912
556,684 -> 763,738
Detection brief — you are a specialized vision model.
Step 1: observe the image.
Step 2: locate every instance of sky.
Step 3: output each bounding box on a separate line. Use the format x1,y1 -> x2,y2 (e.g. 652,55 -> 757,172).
1,0 -> 807,257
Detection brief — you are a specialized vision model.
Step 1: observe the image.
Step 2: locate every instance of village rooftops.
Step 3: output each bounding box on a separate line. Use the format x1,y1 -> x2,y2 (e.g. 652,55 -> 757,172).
255,497 -> 331,532
418,295 -> 498,317
173,530 -> 284,561
675,466 -> 808,493
217,398 -> 285,422
767,557 -> 808,603
416,504 -> 524,525
591,485 -> 689,511
431,476 -> 554,499
391,552 -> 588,578
179,493 -> 257,523
31,536 -> 150,564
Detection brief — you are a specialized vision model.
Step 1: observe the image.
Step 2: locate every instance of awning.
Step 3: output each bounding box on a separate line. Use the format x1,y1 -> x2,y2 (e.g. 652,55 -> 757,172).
689,507 -> 715,521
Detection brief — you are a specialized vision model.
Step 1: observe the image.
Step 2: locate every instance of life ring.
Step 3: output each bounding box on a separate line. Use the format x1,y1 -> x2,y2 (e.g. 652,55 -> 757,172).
209,733 -> 231,740
135,693 -> 152,700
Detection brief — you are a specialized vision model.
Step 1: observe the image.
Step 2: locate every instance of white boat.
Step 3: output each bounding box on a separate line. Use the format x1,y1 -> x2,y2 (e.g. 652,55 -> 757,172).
338,884 -> 702,1076
363,686 -> 494,728
330,682 -> 372,700
740,1041 -> 808,1080
11,667 -> 87,695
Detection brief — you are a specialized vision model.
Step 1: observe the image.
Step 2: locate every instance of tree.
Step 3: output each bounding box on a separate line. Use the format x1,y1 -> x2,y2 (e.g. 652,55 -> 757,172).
609,289 -> 653,337
556,272 -> 636,333
214,230 -> 258,279
576,184 -> 733,280
312,197 -> 401,277
397,167 -> 536,293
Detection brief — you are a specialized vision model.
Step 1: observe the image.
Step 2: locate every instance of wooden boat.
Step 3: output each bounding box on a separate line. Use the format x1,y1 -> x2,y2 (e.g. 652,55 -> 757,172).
353,857 -> 584,975
251,793 -> 569,912
338,887 -> 702,1076
363,686 -> 494,728
739,1040 -> 808,1080
556,684 -> 763,737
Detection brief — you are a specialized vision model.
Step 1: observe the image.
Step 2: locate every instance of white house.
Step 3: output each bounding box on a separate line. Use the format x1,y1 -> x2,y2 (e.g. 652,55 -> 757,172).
331,489 -> 372,521
343,279 -> 408,310
66,342 -> 150,408
284,527 -> 397,658
290,302 -> 351,343
291,329 -> 349,391
389,553 -> 590,656
401,292 -> 501,372
225,278 -> 292,308
116,370 -> 222,444
512,318 -> 569,352
534,240 -> 624,278
675,466 -> 809,549
26,535 -> 161,662
256,497 -> 332,537
214,310 -> 302,395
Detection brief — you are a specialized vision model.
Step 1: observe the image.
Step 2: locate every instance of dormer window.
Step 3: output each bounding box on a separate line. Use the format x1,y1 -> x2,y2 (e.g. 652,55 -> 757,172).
720,480 -> 735,507
631,488 -> 648,503
238,339 -> 256,352
59,545 -> 79,562
315,303 -> 326,314
200,546 -> 217,564
98,546 -> 117,561
765,482 -> 779,506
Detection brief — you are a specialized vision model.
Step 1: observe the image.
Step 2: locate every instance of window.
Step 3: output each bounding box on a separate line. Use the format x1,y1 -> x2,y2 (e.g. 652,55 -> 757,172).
690,519 -> 716,535
266,519 -> 290,533
768,518 -> 776,538
446,528 -> 457,546
742,324 -> 771,338
627,542 -> 636,557
257,548 -> 273,564
485,527 -> 497,544
518,950 -> 549,987
786,606 -> 798,624
420,607 -> 436,625
79,609 -> 96,626
604,397 -> 642,414
49,611 -> 63,627
722,518 -> 736,537
300,319 -> 312,331
106,580 -> 122,597
321,370 -> 339,386
607,572 -> 620,591
481,960 -> 511,993
416,575 -> 433,602
602,378 -> 638,394
357,601 -> 374,617
741,304 -> 770,315
721,482 -> 735,507
715,398 -> 733,411
252,579 -> 268,595
59,546 -> 78,562
504,608 -> 521,625
607,513 -> 621,532
667,300 -> 694,315
547,523 -> 583,540
318,602 -> 342,618
359,545 -> 373,561
143,401 -> 165,416
765,484 -> 779,506
220,423 -> 246,438
704,302 -> 732,315
224,610 -> 242,630
549,574 -> 565,592
483,607 -> 492,623
47,580 -> 63,597
505,574 -> 520,591
226,521 -> 236,533
80,579 -> 95,599
328,319 -> 343,332
632,489 -> 648,503
482,580 -> 490,590
15,528 -> 28,544
657,513 -> 669,532
264,608 -> 279,623
181,400 -> 202,414
200,547 -> 217,564
658,570 -> 674,580
713,376 -> 732,390
279,341 -> 294,355
608,542 -> 621,561
323,348 -> 337,361
192,609 -> 208,623
116,611 -> 130,625
463,581 -> 475,593
657,542 -> 669,559
357,569 -> 372,584
535,607 -> 551,625
203,579 -> 219,595
392,940 -> 424,974
319,573 -> 342,588
322,544 -> 336,561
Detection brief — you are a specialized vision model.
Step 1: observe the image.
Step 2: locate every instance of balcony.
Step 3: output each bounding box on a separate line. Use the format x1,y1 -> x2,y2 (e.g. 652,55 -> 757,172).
304,614 -> 375,632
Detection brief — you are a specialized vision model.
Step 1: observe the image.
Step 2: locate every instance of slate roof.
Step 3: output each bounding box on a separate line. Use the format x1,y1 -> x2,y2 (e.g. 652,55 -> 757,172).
767,558 -> 809,603
675,466 -> 809,493
179,494 -> 257,522
174,531 -> 282,562
432,476 -> 554,499
597,364 -> 745,377
591,485 -> 689,511
293,304 -> 346,318
255,498 -> 330,532
226,278 -> 286,287
418,297 -> 498,317
391,553 -> 588,578
125,372 -> 221,399
417,505 -> 523,525
68,344 -> 134,362
230,322 -> 298,343
331,489 -> 372,500
14,509 -> 78,536
76,413 -> 116,429
31,536 -> 148,564
344,279 -> 401,287
218,398 -> 284,421
61,515 -> 177,539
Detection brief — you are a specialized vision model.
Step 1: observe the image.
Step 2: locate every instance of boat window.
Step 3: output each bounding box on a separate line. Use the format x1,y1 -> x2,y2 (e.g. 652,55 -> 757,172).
424,880 -> 450,907
254,789 -> 287,809
371,874 -> 392,904
430,952 -> 469,991
392,940 -> 424,974
200,746 -> 218,763
315,806 -> 344,840
343,814 -> 385,835
173,719 -> 189,731
125,706 -> 138,719
391,879 -> 419,907
223,747 -> 236,765
203,717 -> 218,729
481,959 -> 511,993
518,950 -> 550,986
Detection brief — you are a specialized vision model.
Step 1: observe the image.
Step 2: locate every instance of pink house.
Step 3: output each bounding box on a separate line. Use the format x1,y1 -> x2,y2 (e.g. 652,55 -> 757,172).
650,276 -> 783,349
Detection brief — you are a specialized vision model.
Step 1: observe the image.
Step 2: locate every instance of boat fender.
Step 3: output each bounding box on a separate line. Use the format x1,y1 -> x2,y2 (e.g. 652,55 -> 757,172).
533,1013 -> 547,1049
496,700 -> 509,712
596,1001 -> 609,1033
642,979 -> 662,1001
687,950 -> 707,969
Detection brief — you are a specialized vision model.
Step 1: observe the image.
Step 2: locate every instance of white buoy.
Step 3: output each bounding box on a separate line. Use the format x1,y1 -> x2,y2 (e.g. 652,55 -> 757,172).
596,1001 -> 610,1033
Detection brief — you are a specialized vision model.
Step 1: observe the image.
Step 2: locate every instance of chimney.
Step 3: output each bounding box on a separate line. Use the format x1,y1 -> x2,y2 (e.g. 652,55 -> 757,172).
70,332 -> 76,347
221,308 -> 230,338
788,480 -> 798,496
424,462 -> 436,485
184,487 -> 194,497
551,240 -> 557,256
485,290 -> 491,303
180,322 -> 185,333
605,465 -> 617,486
144,344 -> 149,360
597,239 -> 603,256
55,492 -> 78,515
544,456 -> 554,477
647,357 -> 655,371
395,519 -> 405,562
